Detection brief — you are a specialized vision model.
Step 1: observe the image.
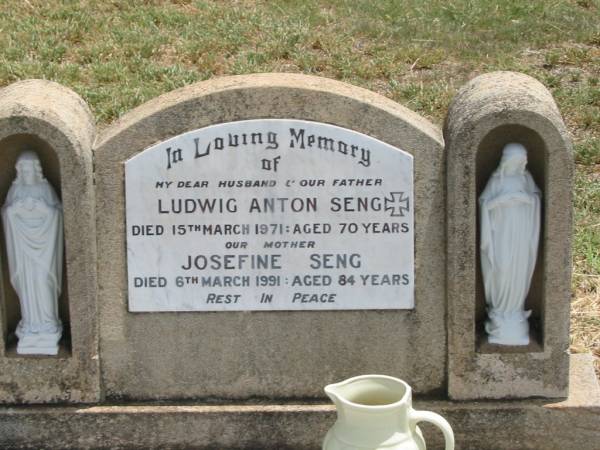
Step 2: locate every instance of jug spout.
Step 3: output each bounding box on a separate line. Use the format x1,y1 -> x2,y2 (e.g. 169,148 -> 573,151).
323,380 -> 344,407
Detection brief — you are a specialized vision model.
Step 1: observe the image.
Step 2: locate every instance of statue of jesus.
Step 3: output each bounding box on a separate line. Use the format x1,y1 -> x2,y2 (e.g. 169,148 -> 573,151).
2,151 -> 63,355
479,143 -> 541,346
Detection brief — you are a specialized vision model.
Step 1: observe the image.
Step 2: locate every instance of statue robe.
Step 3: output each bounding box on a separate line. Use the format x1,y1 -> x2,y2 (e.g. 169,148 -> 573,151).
479,171 -> 540,318
2,180 -> 63,335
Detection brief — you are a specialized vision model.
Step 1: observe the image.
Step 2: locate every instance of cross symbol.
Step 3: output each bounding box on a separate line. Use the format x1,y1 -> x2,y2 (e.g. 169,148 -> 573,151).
384,191 -> 410,217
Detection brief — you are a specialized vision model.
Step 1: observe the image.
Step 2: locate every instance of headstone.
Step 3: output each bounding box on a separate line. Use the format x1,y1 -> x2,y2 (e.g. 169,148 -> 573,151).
95,73 -> 446,399
0,72 -> 598,450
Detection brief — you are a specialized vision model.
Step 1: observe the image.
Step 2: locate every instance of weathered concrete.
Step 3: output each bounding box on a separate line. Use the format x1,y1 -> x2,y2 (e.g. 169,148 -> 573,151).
0,72 -> 585,450
0,80 -> 100,403
0,354 -> 597,450
444,71 -> 573,400
94,73 -> 446,400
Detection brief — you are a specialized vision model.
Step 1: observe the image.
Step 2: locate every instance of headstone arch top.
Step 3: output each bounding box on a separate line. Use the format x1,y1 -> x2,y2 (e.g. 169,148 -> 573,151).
95,73 -> 446,400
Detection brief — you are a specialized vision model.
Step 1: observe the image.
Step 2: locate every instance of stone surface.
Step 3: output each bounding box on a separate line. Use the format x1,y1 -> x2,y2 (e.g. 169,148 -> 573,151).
95,73 -> 445,400
0,79 -> 99,403
125,118 -> 414,312
444,71 -> 573,399
0,354 -> 596,450
0,72 -> 583,450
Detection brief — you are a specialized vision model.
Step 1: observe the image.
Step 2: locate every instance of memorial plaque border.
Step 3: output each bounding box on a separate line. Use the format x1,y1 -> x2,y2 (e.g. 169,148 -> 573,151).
123,118 -> 415,313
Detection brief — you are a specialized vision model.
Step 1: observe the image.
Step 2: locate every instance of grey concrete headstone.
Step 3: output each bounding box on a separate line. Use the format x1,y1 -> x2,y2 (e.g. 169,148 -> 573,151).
94,73 -> 446,400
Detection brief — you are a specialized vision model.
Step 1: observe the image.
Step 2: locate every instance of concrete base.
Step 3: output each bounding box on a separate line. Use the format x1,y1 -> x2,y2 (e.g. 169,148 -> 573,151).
0,354 -> 598,450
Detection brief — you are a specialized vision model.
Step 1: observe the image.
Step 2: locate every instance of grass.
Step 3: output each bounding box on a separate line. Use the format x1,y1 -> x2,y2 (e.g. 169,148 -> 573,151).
0,0 -> 598,373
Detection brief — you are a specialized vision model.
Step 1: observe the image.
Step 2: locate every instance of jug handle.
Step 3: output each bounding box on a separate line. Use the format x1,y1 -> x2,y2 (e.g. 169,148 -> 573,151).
410,409 -> 455,450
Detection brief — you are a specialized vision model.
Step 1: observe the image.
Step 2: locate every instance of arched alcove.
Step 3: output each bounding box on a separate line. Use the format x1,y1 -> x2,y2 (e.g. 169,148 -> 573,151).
0,134 -> 71,353
475,125 -> 547,352
0,79 -> 99,404
445,71 -> 572,400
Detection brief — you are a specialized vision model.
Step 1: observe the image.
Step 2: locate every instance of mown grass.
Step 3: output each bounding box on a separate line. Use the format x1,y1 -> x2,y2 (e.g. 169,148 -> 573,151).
0,0 -> 598,371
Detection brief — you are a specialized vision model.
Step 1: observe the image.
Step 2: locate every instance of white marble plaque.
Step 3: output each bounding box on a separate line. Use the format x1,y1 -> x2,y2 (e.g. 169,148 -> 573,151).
125,119 -> 414,311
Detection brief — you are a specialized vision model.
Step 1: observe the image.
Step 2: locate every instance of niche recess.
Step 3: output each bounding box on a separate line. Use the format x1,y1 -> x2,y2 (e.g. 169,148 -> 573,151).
475,125 -> 546,353
446,71 -> 571,399
0,79 -> 99,404
0,134 -> 71,356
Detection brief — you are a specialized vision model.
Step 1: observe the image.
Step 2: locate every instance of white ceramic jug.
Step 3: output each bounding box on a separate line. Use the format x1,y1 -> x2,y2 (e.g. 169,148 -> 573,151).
323,375 -> 454,450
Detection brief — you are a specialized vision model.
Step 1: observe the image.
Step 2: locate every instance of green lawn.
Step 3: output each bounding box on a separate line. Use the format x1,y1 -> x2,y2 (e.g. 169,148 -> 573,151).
0,0 -> 598,369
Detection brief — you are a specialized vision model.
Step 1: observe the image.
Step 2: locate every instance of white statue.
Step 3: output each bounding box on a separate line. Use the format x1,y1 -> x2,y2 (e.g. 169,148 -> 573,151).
479,143 -> 541,346
2,151 -> 63,355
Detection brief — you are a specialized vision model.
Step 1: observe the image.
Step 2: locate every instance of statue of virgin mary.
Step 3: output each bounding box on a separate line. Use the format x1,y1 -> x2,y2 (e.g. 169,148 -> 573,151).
479,143 -> 541,346
2,151 -> 63,355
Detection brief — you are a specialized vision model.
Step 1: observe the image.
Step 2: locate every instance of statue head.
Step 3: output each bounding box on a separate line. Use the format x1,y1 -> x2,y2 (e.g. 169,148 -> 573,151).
15,150 -> 44,186
499,143 -> 528,176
